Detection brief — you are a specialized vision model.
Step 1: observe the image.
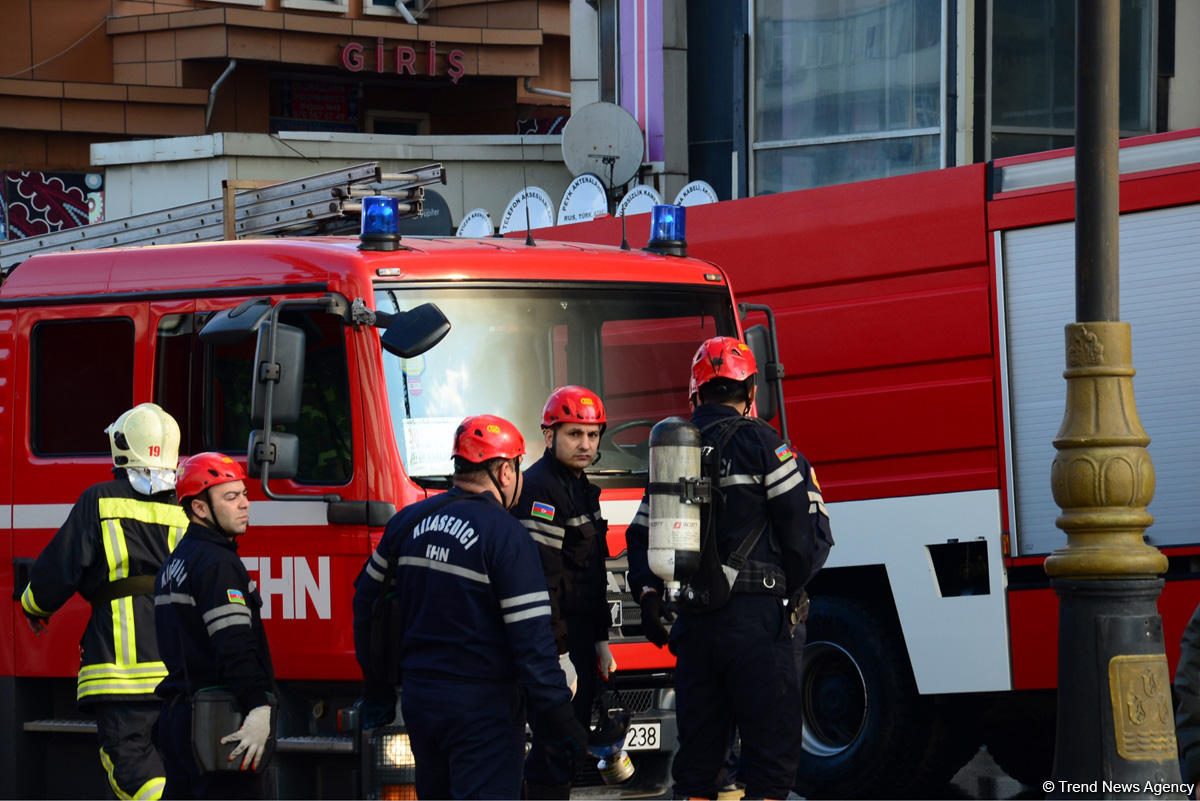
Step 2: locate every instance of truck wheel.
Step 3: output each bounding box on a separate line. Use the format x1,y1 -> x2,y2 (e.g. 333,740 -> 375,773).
794,596 -> 939,799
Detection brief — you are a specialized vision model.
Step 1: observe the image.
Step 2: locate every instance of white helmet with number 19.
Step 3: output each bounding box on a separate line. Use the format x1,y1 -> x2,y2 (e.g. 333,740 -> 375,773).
105,403 -> 181,471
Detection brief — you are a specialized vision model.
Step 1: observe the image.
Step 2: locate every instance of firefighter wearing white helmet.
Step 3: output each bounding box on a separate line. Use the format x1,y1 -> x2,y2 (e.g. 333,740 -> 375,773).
21,402 -> 188,801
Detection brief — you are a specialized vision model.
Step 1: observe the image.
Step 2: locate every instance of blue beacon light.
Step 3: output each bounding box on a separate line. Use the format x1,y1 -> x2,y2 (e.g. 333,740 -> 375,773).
359,195 -> 401,251
646,204 -> 687,257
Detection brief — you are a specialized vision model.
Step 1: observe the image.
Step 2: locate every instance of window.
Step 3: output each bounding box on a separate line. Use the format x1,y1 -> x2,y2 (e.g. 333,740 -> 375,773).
154,310 -> 353,485
989,0 -> 1156,159
752,0 -> 944,192
366,111 -> 430,135
32,318 -> 134,456
280,0 -> 348,13
376,284 -> 734,484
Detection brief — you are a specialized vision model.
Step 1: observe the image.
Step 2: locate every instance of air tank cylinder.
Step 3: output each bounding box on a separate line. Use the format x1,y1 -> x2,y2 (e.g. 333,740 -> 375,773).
647,417 -> 704,599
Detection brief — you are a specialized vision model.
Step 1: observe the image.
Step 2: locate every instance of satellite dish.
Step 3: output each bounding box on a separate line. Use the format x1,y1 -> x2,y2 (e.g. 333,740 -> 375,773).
674,180 -> 720,207
456,208 -> 494,238
558,174 -> 609,225
561,102 -> 645,188
616,185 -> 663,217
396,189 -> 454,236
498,187 -> 555,234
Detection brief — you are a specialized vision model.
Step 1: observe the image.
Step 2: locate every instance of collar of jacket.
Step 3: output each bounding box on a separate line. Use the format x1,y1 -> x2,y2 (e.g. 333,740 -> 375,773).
692,402 -> 746,426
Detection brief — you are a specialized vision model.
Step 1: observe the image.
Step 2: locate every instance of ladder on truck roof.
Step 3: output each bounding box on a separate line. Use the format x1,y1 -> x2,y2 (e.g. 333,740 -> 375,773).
0,161 -> 445,275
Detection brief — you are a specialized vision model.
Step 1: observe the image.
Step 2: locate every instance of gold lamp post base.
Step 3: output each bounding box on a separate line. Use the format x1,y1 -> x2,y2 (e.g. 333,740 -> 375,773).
1045,322 -> 1164,579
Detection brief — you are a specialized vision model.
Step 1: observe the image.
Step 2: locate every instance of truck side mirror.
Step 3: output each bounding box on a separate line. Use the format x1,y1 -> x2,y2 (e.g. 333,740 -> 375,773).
744,324 -> 777,422
250,321 -> 305,427
247,430 -> 299,480
380,302 -> 450,358
198,298 -> 272,345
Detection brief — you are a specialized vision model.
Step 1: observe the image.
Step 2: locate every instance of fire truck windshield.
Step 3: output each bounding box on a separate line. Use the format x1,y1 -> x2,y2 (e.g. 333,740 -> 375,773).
375,284 -> 736,485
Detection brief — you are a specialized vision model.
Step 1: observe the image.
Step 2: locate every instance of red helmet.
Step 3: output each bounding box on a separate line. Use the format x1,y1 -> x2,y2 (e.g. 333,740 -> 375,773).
452,415 -> 526,463
689,336 -> 757,399
541,386 -> 607,430
177,452 -> 248,501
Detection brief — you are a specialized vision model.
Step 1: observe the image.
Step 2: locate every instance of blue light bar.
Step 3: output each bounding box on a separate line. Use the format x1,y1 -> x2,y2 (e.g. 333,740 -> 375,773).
650,204 -> 685,243
359,196 -> 401,251
646,204 -> 687,256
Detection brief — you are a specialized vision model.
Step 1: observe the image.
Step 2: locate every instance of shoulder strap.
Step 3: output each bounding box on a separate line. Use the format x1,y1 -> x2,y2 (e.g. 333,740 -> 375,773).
698,415 -> 768,570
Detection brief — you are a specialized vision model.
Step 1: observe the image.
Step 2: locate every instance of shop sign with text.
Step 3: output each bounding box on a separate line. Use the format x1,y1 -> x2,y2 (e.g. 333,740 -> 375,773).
341,38 -> 466,84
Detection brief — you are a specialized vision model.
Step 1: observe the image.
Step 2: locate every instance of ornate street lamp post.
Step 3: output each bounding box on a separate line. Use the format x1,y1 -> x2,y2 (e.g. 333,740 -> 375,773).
1046,2 -> 1183,796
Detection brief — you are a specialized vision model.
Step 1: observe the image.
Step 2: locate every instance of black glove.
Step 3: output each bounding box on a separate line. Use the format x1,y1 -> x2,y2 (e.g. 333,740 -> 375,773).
542,701 -> 588,764
639,589 -> 674,648
358,682 -> 397,729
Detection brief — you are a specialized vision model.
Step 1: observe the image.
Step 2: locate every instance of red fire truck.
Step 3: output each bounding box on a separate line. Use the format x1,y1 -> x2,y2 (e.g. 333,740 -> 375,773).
0,211 -> 770,796
538,127 -> 1200,797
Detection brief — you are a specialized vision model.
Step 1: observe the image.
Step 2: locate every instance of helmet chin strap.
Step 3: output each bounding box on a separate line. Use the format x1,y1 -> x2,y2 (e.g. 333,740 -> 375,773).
201,488 -> 237,539
487,462 -> 514,509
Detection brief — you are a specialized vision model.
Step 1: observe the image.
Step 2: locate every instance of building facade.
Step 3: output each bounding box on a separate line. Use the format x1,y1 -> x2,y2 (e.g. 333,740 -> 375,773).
0,0 -> 570,238
679,0 -> 1200,199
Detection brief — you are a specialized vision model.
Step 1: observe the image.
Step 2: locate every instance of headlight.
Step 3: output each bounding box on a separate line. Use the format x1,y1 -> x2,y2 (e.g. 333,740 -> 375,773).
380,732 -> 416,768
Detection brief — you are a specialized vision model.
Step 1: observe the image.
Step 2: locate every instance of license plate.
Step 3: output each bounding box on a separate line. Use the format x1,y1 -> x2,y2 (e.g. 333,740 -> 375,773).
622,722 -> 661,751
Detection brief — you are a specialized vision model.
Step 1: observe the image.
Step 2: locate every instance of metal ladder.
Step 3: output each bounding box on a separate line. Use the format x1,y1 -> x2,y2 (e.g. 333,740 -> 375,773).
0,162 -> 444,275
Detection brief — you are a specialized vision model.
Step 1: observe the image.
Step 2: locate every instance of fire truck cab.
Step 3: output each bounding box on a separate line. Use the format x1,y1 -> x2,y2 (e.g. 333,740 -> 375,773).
0,230 -> 764,798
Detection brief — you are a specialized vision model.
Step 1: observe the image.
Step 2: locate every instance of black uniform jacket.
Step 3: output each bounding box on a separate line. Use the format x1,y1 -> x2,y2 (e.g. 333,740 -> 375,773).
512,449 -> 611,653
352,488 -> 571,715
21,475 -> 188,706
626,404 -> 834,604
154,521 -> 275,713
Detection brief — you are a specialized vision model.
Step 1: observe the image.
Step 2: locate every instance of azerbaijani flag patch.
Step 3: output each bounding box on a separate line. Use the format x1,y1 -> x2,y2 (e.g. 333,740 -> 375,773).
774,444 -> 794,462
227,589 -> 246,605
531,501 -> 555,521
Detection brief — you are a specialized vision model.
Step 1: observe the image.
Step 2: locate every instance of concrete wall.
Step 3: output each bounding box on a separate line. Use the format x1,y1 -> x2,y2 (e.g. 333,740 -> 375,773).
92,132 -> 575,233
1170,0 -> 1200,131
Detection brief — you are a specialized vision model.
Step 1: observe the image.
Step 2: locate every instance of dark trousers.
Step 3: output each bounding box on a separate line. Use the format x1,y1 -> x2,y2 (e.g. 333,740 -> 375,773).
524,615 -> 598,788
400,675 -> 526,799
669,594 -> 806,800
95,701 -> 165,800
154,696 -> 266,800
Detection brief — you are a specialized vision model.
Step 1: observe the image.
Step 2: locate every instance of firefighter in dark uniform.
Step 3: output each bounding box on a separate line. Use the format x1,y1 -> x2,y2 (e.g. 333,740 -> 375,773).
627,337 -> 834,800
20,402 -> 187,801
153,452 -> 276,800
352,415 -> 587,800
514,386 -> 616,799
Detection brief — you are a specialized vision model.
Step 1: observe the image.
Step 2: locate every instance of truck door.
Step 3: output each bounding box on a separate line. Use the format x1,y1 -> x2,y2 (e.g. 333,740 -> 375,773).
152,296 -> 366,680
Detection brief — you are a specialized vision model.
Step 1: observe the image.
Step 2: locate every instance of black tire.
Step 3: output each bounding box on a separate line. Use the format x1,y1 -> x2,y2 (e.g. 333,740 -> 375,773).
981,689 -> 1056,788
794,596 -> 959,799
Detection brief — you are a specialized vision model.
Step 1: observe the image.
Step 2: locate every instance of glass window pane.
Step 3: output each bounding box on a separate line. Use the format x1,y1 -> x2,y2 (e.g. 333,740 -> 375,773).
755,135 -> 939,193
377,285 -> 736,483
991,0 -> 1154,149
32,318 -> 134,456
755,0 -> 943,143
154,310 -> 352,484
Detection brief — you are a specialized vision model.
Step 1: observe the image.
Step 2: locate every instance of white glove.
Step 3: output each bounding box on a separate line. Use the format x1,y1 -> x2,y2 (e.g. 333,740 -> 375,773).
220,704 -> 272,771
559,652 -> 578,698
595,641 -> 617,680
